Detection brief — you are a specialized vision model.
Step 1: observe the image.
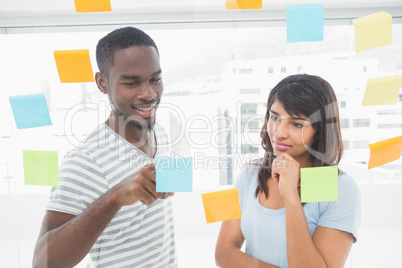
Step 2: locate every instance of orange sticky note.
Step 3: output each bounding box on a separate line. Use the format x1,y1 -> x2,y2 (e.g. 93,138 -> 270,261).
54,49 -> 94,83
201,188 -> 241,224
368,136 -> 402,169
226,0 -> 262,10
74,0 -> 112,13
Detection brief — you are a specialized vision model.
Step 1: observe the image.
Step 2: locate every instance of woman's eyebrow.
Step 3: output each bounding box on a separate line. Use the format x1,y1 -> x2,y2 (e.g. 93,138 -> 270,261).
269,110 -> 307,121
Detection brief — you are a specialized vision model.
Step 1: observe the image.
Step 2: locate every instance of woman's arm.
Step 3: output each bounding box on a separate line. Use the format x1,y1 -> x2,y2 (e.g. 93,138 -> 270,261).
273,154 -> 354,268
215,218 -> 278,268
285,199 -> 354,268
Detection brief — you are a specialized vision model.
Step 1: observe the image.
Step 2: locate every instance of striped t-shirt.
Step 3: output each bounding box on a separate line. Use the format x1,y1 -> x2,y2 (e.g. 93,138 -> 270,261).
47,123 -> 177,268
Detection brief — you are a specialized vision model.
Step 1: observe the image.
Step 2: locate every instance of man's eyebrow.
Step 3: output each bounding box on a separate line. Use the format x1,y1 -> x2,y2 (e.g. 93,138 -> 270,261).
119,69 -> 162,80
269,109 -> 307,120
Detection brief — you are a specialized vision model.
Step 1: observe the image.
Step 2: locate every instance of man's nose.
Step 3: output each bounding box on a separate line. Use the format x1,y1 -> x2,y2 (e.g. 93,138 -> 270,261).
138,82 -> 157,101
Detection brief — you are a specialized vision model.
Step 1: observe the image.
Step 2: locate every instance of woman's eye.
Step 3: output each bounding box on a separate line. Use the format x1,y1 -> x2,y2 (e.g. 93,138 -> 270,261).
293,123 -> 304,128
270,115 -> 278,121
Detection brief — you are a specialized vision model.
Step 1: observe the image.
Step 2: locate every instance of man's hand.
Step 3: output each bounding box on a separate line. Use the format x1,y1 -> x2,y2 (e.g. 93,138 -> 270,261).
112,163 -> 174,207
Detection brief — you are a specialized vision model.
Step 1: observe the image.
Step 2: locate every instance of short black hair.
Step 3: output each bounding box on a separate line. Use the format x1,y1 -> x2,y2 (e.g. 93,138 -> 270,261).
96,27 -> 159,77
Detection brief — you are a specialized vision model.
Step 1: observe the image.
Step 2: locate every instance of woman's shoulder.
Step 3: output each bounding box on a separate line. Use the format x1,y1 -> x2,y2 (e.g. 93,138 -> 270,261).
338,171 -> 360,196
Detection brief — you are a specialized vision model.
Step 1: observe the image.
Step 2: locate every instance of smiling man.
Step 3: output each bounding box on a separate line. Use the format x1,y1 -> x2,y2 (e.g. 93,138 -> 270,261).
33,27 -> 177,268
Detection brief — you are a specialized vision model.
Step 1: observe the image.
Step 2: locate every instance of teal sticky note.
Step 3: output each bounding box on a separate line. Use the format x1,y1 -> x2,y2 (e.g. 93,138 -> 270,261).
23,150 -> 59,186
156,157 -> 193,192
301,166 -> 338,202
287,4 -> 325,42
9,93 -> 52,129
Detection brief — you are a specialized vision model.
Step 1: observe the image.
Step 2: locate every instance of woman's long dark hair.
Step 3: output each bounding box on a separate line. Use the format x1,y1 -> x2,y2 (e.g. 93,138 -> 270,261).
255,74 -> 344,198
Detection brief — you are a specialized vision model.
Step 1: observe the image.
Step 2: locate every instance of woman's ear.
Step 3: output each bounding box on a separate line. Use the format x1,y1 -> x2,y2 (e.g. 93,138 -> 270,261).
95,72 -> 108,94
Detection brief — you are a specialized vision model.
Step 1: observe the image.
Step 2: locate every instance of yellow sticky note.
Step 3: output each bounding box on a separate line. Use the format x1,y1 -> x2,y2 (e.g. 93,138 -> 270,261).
368,136 -> 402,169
226,0 -> 262,10
353,12 -> 392,53
201,188 -> 241,224
54,49 -> 94,83
74,0 -> 112,13
362,75 -> 402,106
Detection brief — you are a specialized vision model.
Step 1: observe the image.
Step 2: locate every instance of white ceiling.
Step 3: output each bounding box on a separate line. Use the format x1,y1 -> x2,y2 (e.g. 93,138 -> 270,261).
0,0 -> 401,28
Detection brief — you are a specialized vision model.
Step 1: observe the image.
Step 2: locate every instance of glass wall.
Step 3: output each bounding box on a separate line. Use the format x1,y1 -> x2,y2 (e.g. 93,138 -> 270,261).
0,21 -> 401,267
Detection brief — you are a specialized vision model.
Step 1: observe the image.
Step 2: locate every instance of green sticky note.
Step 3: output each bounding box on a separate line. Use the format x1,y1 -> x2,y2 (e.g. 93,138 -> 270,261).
23,150 -> 59,186
301,166 -> 338,202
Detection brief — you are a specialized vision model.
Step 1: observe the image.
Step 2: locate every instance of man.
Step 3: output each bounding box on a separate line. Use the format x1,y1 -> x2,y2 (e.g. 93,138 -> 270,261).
33,27 -> 177,267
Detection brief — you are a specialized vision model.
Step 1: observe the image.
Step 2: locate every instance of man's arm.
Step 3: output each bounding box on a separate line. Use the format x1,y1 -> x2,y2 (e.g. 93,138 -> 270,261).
33,164 -> 168,268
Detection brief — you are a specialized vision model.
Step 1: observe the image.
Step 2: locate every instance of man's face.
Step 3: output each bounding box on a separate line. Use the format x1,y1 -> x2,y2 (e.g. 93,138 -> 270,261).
105,46 -> 163,130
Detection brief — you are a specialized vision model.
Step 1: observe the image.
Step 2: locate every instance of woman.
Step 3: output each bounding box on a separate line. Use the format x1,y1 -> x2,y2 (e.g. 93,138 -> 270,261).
215,74 -> 361,268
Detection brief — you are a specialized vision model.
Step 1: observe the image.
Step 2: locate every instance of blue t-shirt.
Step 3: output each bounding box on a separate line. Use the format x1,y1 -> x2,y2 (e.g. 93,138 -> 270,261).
236,163 -> 361,268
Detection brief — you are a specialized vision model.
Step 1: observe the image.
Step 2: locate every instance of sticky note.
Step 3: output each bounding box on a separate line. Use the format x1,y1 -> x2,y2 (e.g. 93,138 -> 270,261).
226,0 -> 262,10
156,157 -> 193,192
23,150 -> 59,186
353,12 -> 392,53
201,188 -> 241,224
74,0 -> 112,13
9,94 -> 52,129
286,4 -> 325,42
54,49 -> 94,83
301,166 -> 338,202
368,136 -> 402,169
362,75 -> 402,106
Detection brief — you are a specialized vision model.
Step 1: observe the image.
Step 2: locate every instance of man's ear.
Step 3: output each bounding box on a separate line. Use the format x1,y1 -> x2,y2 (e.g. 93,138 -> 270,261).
95,72 -> 108,94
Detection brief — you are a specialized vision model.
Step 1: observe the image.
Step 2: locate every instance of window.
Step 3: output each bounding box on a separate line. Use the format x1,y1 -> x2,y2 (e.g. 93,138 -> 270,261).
281,66 -> 286,73
268,67 -> 274,73
362,65 -> 367,72
340,101 -> 347,108
340,119 -> 349,128
239,68 -> 252,74
353,119 -> 370,128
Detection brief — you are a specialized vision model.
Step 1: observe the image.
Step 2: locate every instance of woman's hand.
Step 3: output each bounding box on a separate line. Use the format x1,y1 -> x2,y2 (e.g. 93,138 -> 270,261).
271,153 -> 300,204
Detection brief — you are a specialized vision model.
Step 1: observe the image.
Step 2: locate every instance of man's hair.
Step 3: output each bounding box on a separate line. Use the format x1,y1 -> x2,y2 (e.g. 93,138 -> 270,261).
96,27 -> 159,77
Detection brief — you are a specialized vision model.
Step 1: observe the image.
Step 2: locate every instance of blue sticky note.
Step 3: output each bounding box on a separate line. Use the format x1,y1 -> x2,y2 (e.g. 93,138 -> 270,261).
287,4 -> 325,42
156,157 -> 193,192
9,93 -> 52,129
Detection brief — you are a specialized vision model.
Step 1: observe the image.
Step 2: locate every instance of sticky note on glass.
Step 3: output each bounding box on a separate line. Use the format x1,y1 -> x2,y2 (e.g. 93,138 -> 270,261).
301,166 -> 338,202
23,150 -> 59,186
362,75 -> 402,106
201,188 -> 241,224
286,4 -> 325,42
226,0 -> 262,10
9,94 -> 52,129
353,12 -> 392,53
74,0 -> 112,13
155,157 -> 193,192
368,136 -> 402,169
54,49 -> 94,83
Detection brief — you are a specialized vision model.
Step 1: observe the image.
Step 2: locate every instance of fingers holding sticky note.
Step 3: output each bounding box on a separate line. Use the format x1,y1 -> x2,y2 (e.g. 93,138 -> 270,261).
54,49 -> 94,83
354,11 -> 392,53
155,157 -> 193,192
301,166 -> 338,203
202,188 -> 241,224
368,136 -> 402,169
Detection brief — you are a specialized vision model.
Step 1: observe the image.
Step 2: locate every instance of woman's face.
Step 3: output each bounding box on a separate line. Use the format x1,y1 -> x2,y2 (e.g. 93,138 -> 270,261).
267,100 -> 316,167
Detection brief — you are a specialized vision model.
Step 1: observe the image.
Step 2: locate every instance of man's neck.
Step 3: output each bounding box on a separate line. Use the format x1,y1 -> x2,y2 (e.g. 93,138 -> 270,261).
105,114 -> 156,158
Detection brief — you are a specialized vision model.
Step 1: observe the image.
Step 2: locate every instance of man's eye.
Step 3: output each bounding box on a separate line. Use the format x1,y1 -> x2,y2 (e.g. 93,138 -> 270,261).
123,81 -> 139,86
150,77 -> 162,84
